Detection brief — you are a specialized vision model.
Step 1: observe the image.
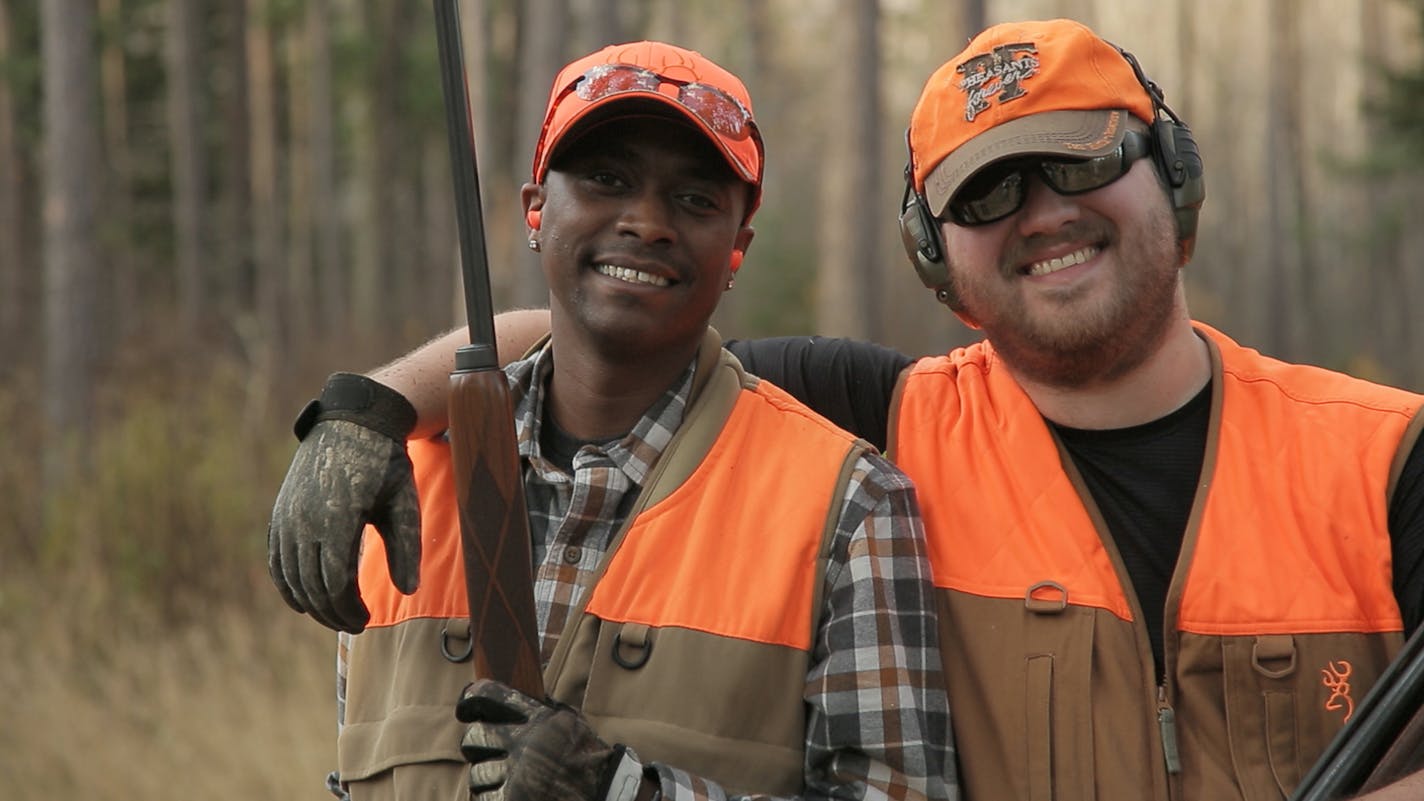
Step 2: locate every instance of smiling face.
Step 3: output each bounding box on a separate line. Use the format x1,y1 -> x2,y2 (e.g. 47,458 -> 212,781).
940,154 -> 1185,388
526,115 -> 754,364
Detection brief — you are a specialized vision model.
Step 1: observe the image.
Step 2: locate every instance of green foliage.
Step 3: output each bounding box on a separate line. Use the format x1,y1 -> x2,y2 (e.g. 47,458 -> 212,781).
1365,0 -> 1424,170
20,351 -> 295,623
731,203 -> 819,336
1,0 -> 41,147
401,11 -> 446,130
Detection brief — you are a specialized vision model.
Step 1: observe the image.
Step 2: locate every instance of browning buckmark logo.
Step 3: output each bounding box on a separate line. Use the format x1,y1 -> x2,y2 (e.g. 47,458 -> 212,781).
956,43 -> 1039,122
1321,660 -> 1355,723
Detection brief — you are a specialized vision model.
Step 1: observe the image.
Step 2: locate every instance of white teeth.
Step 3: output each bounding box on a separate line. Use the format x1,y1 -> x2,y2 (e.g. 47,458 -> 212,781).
1027,246 -> 1099,276
595,264 -> 671,287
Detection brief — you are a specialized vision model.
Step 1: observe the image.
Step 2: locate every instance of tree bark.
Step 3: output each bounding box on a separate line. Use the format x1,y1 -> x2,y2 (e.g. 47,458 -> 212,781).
962,0 -> 987,39
167,0 -> 206,337
40,0 -> 103,487
368,0 -> 420,339
346,2 -> 380,351
99,0 -> 134,344
306,0 -> 341,334
815,0 -> 881,339
0,0 -> 25,361
512,0 -> 567,308
218,0 -> 252,320
247,0 -> 283,361
285,11 -> 314,344
586,0 -> 625,50
1266,0 -> 1308,361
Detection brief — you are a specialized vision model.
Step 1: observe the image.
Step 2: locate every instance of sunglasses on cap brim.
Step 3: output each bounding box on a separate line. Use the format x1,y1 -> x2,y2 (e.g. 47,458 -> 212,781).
947,130 -> 1152,227
568,64 -> 755,140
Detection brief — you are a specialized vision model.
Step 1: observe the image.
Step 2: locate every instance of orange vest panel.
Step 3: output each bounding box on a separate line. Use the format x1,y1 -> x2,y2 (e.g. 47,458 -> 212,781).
358,436 -> 468,626
895,342 -> 1134,621
586,381 -> 856,650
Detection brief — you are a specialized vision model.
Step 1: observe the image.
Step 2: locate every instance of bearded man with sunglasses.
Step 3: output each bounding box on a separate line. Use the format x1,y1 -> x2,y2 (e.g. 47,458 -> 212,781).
270,19 -> 1424,801
269,40 -> 952,801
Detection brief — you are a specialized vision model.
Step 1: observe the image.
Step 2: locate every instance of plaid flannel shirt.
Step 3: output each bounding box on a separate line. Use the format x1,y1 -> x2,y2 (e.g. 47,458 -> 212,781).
335,344 -> 956,801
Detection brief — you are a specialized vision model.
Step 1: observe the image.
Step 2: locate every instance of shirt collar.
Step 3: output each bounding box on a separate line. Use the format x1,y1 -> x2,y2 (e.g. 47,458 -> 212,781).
510,341 -> 694,487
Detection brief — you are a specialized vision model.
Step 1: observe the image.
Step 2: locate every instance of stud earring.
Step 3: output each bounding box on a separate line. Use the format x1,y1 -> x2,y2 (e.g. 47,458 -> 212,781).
725,277 -> 735,290
528,238 -> 541,252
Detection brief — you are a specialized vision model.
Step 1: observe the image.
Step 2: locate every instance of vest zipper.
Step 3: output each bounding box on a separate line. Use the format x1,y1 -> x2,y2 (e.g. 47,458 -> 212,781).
1157,685 -> 1182,775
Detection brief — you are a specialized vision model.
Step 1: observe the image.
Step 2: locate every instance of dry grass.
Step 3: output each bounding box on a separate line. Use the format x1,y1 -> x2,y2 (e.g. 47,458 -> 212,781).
0,582 -> 339,799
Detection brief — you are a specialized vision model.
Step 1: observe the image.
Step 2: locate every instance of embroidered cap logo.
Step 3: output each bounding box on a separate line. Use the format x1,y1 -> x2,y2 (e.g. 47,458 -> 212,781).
956,43 -> 1039,122
1321,660 -> 1355,723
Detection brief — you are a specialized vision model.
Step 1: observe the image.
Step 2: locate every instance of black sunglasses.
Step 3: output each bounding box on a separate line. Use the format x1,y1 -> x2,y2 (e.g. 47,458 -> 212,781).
947,130 -> 1152,226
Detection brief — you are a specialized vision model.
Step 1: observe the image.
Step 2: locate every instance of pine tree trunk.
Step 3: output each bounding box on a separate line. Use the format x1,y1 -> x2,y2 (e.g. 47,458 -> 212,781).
815,0 -> 881,339
0,0 -> 25,361
306,0 -> 342,335
40,0 -> 102,487
285,13 -> 314,344
247,0 -> 283,362
512,0 -> 567,309
167,0 -> 206,337
99,0 -> 135,344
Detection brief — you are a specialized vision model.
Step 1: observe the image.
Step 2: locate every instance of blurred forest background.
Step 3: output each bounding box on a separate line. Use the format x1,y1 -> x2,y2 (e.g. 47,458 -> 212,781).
4,0 -> 1424,797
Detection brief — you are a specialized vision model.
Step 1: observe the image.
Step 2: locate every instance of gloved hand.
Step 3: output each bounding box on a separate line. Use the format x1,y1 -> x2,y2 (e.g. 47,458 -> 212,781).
456,679 -> 655,801
267,373 -> 421,633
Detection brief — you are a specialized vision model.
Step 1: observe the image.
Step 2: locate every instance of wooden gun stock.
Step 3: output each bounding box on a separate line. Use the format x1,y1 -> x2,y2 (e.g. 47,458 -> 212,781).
449,360 -> 543,698
433,0 -> 543,698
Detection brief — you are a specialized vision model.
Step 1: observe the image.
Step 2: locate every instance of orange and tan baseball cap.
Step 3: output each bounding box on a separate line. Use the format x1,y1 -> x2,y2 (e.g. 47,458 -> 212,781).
531,41 -> 764,214
909,19 -> 1156,218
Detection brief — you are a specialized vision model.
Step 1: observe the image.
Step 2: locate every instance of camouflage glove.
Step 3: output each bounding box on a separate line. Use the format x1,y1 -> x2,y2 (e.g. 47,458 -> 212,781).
267,373 -> 421,633
456,679 -> 657,801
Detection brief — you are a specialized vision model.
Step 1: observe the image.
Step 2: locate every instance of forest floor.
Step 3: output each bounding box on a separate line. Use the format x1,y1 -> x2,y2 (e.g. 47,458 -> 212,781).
1,580 -> 336,799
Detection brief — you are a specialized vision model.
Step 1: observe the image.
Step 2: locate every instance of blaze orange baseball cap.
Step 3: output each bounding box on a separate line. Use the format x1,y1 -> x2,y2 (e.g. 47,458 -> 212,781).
909,19 -> 1156,218
531,41 -> 764,216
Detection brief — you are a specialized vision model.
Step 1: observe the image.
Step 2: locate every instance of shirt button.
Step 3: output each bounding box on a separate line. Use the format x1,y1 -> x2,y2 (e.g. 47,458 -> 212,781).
563,546 -> 582,565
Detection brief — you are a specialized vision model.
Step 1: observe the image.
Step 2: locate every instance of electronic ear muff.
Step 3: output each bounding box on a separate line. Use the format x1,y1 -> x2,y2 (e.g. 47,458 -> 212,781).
728,249 -> 744,272
898,171 -> 953,296
1115,46 -> 1206,261
525,209 -> 542,230
897,131 -> 958,306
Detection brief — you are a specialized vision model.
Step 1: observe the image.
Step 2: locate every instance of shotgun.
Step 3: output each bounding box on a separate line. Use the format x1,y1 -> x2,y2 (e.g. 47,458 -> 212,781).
431,0 -> 543,699
1291,623 -> 1424,800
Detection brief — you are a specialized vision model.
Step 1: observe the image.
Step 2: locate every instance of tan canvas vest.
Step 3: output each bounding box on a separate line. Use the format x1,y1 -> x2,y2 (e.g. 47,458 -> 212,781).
339,332 -> 863,799
889,323 -> 1422,801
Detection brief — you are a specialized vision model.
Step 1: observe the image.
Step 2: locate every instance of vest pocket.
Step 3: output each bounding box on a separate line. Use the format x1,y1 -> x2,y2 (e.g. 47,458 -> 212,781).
1221,634 -> 1299,801
1025,654 -> 1055,801
941,591 -> 1107,801
1020,595 -> 1099,801
576,621 -> 808,795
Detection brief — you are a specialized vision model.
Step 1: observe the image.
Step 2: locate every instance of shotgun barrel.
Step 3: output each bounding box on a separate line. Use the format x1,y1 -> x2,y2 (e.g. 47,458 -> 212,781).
432,0 -> 543,699
1291,623 -> 1424,800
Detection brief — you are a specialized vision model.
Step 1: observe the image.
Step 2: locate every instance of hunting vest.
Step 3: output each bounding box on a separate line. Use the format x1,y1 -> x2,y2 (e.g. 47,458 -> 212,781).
338,333 -> 865,799
889,323 -> 1422,801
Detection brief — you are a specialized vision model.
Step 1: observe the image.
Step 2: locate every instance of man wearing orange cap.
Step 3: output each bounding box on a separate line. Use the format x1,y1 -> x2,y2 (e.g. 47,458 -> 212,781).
268,41 -> 952,801
272,18 -> 1424,801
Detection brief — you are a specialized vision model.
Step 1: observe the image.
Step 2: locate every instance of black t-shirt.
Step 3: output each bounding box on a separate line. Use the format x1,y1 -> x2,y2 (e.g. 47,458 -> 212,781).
727,336 -> 1424,674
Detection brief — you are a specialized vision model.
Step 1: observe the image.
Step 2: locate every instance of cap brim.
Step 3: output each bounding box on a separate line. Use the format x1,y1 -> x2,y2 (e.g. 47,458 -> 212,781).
922,109 -> 1132,218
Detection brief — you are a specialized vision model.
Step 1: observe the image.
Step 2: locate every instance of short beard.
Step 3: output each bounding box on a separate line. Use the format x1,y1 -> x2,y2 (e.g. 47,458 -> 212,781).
959,202 -> 1183,389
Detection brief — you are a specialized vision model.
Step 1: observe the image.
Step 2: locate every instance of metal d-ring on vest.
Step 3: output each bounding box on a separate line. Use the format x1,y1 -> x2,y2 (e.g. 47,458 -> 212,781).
441,618 -> 474,663
612,623 -> 653,669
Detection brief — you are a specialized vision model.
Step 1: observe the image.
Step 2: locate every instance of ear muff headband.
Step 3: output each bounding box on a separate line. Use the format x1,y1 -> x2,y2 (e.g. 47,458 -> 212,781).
1114,46 -> 1206,261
